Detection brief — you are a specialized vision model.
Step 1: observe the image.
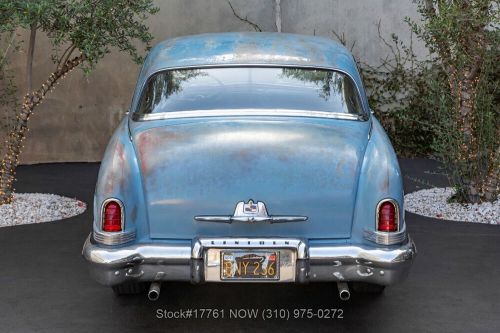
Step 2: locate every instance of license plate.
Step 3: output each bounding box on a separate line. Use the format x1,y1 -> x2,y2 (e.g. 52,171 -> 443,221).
221,251 -> 279,280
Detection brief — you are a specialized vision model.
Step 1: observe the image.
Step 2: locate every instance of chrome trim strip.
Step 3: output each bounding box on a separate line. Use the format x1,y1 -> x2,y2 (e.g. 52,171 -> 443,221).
130,64 -> 371,119
363,227 -> 407,245
192,238 -> 308,259
194,200 -> 308,224
93,229 -> 136,246
194,216 -> 232,223
268,216 -> 308,223
133,109 -> 363,122
194,215 -> 308,223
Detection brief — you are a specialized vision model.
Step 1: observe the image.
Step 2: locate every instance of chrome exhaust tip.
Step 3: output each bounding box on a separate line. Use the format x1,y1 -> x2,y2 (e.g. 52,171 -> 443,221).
337,282 -> 350,301
148,282 -> 161,301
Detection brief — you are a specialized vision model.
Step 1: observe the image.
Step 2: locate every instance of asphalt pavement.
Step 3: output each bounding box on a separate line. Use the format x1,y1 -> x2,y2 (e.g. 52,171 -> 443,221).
0,159 -> 499,333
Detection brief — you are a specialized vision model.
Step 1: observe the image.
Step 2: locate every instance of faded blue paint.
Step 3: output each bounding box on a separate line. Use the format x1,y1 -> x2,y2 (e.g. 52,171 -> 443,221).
130,116 -> 369,240
94,118 -> 148,238
93,33 -> 405,247
130,32 -> 369,114
350,118 -> 405,245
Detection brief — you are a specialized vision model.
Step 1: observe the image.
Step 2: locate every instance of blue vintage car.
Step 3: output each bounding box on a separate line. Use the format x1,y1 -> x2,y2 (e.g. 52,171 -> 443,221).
82,32 -> 416,301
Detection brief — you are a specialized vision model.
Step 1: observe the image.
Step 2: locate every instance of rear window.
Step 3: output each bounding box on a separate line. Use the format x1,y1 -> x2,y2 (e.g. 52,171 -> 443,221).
136,67 -> 365,116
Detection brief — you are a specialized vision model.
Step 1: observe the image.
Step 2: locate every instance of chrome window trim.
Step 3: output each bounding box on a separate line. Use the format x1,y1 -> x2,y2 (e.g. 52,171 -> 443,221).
368,118 -> 373,140
100,198 -> 125,232
133,109 -> 362,122
130,64 -> 370,121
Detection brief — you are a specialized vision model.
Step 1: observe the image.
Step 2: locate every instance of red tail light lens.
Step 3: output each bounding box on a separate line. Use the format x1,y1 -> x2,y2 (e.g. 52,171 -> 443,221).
378,201 -> 398,232
102,201 -> 122,232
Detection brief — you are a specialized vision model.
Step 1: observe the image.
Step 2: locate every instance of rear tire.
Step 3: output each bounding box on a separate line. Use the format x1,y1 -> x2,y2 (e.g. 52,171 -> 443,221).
351,282 -> 386,294
112,282 -> 147,296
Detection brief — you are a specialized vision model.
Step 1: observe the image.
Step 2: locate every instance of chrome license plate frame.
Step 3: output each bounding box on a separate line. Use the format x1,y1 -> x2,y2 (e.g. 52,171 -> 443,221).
205,248 -> 296,283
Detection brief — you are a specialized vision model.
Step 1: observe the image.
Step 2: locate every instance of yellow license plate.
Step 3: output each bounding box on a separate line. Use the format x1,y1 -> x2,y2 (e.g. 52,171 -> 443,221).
221,251 -> 279,280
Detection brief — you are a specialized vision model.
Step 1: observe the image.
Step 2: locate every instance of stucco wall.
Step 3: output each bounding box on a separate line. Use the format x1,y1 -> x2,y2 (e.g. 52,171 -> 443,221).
2,0 -> 424,164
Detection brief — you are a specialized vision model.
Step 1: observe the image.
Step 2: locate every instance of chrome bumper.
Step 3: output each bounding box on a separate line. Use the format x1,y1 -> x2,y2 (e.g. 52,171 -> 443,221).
82,234 -> 416,286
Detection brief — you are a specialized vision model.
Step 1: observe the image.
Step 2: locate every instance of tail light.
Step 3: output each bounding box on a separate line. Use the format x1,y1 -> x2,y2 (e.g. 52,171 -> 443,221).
102,200 -> 123,232
377,200 -> 398,232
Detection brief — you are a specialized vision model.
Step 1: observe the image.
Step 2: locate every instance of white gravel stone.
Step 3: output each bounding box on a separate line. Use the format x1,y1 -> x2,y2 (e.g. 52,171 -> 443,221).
405,187 -> 499,225
0,193 -> 87,228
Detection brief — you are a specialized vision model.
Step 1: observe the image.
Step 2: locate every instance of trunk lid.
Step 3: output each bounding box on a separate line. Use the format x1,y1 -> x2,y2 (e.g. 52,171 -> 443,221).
131,117 -> 369,240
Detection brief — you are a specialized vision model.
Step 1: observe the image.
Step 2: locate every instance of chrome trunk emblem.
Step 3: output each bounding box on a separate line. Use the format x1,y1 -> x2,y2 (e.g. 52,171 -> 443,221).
243,200 -> 259,214
194,199 -> 308,224
236,200 -> 268,219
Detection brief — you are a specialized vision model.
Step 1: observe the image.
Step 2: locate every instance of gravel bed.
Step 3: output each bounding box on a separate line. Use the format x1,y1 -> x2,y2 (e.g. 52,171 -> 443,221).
0,193 -> 87,228
405,187 -> 499,224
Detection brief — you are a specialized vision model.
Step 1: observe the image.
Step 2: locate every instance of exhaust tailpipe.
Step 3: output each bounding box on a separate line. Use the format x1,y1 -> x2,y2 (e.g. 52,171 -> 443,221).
148,282 -> 161,301
337,282 -> 350,301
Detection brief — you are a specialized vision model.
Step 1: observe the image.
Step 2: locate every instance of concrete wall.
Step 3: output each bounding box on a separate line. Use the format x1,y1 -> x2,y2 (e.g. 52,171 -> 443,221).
2,0 -> 424,164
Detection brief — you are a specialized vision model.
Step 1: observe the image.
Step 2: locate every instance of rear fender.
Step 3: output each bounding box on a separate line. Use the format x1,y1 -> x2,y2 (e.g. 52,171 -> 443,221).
94,117 -> 148,240
351,118 -> 404,244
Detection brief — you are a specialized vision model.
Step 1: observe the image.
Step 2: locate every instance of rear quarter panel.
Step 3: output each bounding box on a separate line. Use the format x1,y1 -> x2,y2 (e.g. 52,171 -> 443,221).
94,118 -> 148,240
350,117 -> 405,245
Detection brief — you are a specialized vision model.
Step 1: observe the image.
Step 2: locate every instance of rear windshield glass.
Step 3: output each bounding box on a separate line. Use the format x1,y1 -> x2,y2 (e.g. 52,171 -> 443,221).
136,67 -> 364,116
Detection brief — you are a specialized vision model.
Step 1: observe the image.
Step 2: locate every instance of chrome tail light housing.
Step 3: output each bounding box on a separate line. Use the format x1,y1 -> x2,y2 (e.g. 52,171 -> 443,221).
364,198 -> 406,245
93,198 -> 135,245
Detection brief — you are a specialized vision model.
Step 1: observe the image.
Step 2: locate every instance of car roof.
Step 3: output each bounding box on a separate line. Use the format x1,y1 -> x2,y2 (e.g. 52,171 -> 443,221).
131,32 -> 367,112
143,32 -> 355,71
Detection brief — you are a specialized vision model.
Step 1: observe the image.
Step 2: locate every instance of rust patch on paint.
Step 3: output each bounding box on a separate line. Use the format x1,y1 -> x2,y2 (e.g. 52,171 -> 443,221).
115,141 -> 125,163
104,142 -> 130,195
115,142 -> 129,194
335,158 -> 346,174
135,129 -> 187,174
102,140 -> 129,196
380,160 -> 390,193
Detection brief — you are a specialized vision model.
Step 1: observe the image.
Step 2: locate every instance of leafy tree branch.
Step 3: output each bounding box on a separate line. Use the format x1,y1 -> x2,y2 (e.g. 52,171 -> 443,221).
0,0 -> 159,204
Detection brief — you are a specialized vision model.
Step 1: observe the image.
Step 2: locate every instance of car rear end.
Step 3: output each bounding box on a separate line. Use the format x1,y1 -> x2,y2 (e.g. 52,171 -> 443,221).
82,33 -> 415,300
82,116 -> 415,290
